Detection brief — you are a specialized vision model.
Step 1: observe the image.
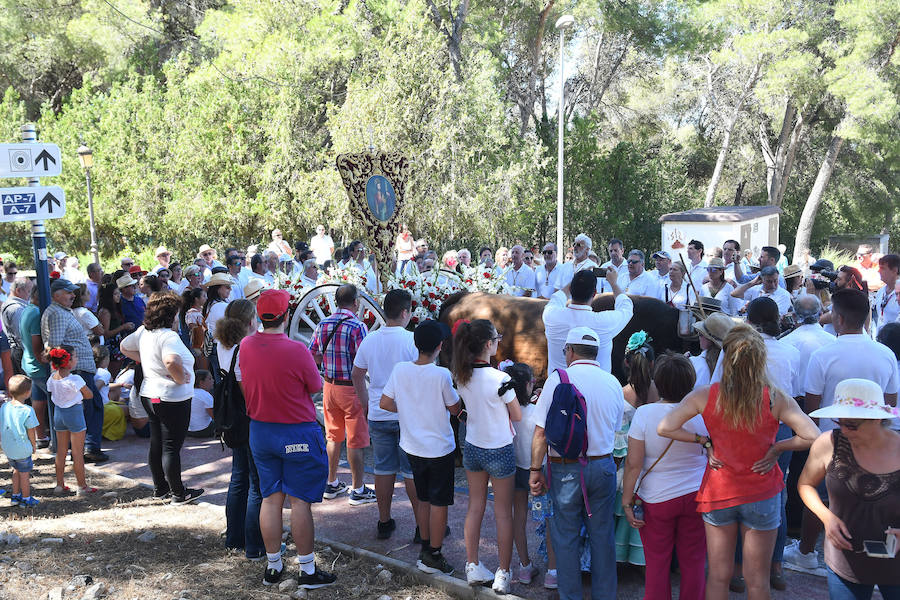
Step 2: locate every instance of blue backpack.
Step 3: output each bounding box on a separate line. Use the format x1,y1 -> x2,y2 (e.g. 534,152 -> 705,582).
544,369 -> 588,461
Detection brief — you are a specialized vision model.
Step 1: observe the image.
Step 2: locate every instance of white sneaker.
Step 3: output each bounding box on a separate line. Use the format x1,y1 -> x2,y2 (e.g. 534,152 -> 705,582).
492,568 -> 511,594
783,540 -> 819,570
465,561 -> 494,585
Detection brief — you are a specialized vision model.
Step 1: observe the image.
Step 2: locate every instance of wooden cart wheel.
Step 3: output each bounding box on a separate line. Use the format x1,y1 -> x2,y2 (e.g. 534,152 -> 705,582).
287,283 -> 386,346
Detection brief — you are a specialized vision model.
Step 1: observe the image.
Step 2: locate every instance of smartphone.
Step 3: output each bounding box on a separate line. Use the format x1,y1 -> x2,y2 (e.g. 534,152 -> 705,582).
592,267 -> 607,278
863,540 -> 891,558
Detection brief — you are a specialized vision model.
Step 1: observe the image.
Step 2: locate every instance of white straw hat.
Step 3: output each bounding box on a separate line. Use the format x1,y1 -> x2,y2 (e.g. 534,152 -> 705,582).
809,379 -> 900,420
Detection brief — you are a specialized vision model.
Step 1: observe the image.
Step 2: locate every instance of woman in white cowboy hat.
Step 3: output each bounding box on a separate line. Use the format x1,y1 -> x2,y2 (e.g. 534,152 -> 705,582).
702,258 -> 741,315
799,378 -> 900,599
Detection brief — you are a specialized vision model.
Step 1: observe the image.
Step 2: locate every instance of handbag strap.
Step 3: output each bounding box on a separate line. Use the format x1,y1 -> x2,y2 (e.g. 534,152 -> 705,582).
226,343 -> 240,374
634,438 -> 675,499
322,316 -> 352,355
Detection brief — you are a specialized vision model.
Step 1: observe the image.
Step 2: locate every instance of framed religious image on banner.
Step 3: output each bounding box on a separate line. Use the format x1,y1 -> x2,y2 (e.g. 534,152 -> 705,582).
365,175 -> 397,223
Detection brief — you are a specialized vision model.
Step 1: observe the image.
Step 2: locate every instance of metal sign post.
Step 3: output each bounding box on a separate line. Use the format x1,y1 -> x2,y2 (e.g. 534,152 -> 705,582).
20,124 -> 51,310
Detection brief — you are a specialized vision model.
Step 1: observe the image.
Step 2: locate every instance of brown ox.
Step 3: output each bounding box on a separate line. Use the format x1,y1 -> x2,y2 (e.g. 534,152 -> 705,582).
438,292 -> 685,383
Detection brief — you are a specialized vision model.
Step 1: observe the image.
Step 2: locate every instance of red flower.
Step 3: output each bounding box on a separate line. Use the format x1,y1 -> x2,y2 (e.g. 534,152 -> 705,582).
483,272 -> 491,278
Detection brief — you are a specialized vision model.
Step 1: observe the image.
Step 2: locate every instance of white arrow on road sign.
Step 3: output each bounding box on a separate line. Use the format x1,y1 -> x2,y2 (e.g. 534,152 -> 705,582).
0,186 -> 66,222
0,143 -> 62,178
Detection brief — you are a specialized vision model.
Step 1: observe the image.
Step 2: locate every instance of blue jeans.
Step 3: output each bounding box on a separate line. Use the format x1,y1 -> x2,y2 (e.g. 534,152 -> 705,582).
225,444 -> 265,558
75,370 -> 104,454
548,457 -> 617,600
827,567 -> 900,600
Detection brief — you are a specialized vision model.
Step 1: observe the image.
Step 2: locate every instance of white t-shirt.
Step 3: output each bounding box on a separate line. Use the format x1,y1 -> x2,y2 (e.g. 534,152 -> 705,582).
535,263 -> 571,299
542,290 -> 634,374
310,234 -> 334,264
629,403 -> 708,504
533,360 -> 624,456
353,326 -> 417,421
217,343 -> 242,382
189,388 -> 214,432
206,301 -> 228,338
121,326 -> 195,402
762,334 -> 804,397
874,284 -> 900,334
513,403 -> 538,469
74,307 -> 100,334
505,264 -> 537,297
689,351 -> 714,389
94,368 -> 112,405
702,282 -> 741,315
47,373 -> 86,409
781,324 -> 835,388
383,362 -> 459,458
743,285 -> 793,315
658,281 -> 695,309
805,333 -> 900,431
686,261 -> 708,294
622,270 -> 660,298
457,366 -> 517,449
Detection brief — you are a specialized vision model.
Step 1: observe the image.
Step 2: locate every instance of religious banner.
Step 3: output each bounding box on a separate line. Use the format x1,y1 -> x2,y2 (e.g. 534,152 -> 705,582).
335,150 -> 410,290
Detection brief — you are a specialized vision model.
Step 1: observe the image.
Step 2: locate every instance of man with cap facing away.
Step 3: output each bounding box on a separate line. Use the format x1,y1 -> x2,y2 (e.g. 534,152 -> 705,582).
239,289 -> 336,590
529,327 -> 624,600
41,278 -> 108,463
380,319 -> 461,575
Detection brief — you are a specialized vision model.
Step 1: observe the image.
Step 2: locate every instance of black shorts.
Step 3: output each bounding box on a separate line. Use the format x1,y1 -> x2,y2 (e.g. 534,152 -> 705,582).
407,451 -> 456,507
514,467 -> 530,492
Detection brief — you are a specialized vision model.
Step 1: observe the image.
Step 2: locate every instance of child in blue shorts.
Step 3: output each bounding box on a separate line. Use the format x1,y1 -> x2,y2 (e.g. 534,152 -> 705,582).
47,345 -> 96,496
0,375 -> 40,506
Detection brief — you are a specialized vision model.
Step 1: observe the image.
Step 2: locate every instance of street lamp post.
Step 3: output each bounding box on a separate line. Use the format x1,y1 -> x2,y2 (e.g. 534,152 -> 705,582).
77,143 -> 98,265
555,14 -> 575,255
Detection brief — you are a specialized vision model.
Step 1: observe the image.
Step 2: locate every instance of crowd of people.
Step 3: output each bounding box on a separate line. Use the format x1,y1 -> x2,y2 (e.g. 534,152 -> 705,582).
1,225 -> 899,599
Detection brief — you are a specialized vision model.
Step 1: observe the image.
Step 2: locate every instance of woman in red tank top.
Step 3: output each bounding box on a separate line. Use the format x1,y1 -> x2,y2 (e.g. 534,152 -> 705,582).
658,324 -> 819,600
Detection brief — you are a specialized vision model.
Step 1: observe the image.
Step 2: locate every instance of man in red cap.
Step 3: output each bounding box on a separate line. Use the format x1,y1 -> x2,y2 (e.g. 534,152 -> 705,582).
239,289 -> 336,590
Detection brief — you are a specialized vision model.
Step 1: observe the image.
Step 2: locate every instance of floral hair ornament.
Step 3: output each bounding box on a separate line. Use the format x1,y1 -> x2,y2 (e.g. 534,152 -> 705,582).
49,347 -> 72,369
625,330 -> 653,353
451,318 -> 471,336
497,359 -> 515,371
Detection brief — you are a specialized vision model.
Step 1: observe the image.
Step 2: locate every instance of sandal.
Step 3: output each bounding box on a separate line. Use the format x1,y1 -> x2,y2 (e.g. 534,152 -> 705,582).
53,485 -> 71,496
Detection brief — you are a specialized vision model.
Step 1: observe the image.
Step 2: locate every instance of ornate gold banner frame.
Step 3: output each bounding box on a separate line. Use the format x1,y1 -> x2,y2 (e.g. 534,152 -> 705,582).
336,150 -> 410,290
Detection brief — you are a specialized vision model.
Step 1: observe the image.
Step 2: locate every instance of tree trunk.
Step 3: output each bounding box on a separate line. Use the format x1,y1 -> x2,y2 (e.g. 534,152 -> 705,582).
794,133 -> 844,259
703,114 -> 738,207
703,61 -> 762,207
760,101 -> 806,206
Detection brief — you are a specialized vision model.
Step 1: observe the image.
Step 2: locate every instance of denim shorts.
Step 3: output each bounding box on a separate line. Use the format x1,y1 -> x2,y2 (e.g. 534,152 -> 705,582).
53,403 -> 87,433
462,441 -> 515,479
514,467 -> 530,492
368,419 -> 412,479
702,492 -> 782,530
8,456 -> 33,472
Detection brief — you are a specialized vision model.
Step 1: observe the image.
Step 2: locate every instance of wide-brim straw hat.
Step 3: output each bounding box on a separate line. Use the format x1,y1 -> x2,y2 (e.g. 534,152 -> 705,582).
692,312 -> 736,347
116,274 -> 137,289
706,257 -> 726,269
784,264 -> 803,279
810,378 -> 900,420
688,296 -> 722,320
244,278 -> 268,301
206,273 -> 234,288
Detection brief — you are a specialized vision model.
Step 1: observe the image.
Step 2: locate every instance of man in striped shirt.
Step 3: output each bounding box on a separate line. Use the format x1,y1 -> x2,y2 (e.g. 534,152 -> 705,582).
309,284 -> 374,505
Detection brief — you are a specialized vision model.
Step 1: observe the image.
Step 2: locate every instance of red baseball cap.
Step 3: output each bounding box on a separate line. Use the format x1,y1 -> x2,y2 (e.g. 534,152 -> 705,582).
257,289 -> 291,321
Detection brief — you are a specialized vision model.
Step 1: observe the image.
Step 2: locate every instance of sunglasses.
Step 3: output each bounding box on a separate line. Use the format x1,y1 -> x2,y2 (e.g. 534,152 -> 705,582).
524,256 -> 533,261
574,242 -> 585,248
627,259 -> 641,264
542,250 -> 554,255
122,262 -> 134,267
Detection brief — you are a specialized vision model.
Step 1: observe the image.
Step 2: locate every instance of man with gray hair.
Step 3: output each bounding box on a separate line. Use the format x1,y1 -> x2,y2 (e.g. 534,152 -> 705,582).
456,248 -> 472,267
572,233 -> 599,274
781,295 -> 835,388
620,250 -> 659,298
300,259 -> 319,287
1,276 -> 34,374
504,245 -> 536,297
732,265 -> 792,315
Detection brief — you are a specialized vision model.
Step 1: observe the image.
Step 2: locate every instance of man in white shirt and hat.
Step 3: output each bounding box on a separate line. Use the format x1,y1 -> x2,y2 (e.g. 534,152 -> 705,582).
151,246 -> 172,274
650,251 -> 672,285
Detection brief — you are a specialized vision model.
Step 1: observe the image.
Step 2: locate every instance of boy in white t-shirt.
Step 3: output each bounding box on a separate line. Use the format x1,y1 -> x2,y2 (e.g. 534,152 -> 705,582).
380,320 -> 461,576
187,370 -> 215,438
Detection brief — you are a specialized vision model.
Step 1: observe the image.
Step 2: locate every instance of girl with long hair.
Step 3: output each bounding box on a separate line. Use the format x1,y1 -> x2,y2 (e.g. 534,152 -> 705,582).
182,287 -> 208,370
215,299 -> 266,559
97,283 -> 134,375
451,319 -> 522,593
659,324 -> 819,600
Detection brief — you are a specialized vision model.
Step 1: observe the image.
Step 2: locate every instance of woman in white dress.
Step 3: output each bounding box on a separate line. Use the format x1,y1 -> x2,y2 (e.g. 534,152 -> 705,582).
660,262 -> 693,309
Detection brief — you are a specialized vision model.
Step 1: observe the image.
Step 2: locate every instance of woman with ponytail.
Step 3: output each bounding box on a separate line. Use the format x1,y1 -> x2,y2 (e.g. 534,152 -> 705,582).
658,324 -> 819,599
451,319 -> 522,593
614,331 -> 657,567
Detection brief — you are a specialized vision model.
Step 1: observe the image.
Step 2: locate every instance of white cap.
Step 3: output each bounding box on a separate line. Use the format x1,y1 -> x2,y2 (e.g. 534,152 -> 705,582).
565,327 -> 599,347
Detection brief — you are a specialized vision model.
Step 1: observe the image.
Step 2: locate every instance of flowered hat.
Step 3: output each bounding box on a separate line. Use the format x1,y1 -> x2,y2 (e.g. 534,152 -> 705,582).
809,378 -> 900,420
